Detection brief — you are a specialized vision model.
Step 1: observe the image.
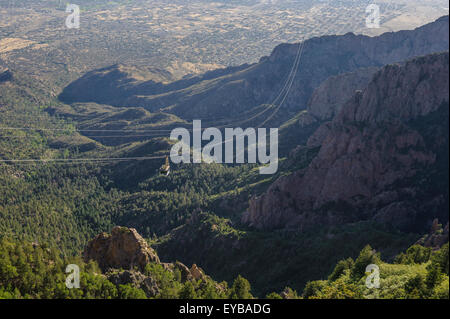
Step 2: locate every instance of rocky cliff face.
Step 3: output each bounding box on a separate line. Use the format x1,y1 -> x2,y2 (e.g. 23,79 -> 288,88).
306,67 -> 379,121
243,52 -> 449,232
292,66 -> 379,145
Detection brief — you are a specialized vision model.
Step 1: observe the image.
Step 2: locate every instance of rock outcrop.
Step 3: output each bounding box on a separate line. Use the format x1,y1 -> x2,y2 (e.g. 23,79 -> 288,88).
107,269 -> 160,297
161,261 -> 208,283
83,226 -> 160,272
84,226 -> 214,296
243,52 -> 449,232
416,219 -> 449,250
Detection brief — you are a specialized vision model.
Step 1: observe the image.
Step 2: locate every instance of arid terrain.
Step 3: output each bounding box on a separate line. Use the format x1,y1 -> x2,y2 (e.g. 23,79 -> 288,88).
1,0 -> 448,88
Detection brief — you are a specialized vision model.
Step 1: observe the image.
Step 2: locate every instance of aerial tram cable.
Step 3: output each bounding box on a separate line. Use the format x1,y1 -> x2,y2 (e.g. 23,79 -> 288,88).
0,38 -> 305,135
0,39 -> 307,169
258,39 -> 305,128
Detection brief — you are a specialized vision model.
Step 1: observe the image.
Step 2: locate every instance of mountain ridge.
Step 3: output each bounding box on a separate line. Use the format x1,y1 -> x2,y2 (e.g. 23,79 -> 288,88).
243,52 -> 449,232
58,16 -> 449,127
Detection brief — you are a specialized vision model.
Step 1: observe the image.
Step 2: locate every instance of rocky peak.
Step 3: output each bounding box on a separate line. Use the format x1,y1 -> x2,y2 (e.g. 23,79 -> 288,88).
84,226 -> 213,297
83,226 -> 160,272
336,53 -> 449,124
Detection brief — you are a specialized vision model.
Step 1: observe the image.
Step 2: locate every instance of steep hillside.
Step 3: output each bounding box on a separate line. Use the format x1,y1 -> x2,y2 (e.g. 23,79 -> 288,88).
302,239 -> 449,299
58,64 -> 173,106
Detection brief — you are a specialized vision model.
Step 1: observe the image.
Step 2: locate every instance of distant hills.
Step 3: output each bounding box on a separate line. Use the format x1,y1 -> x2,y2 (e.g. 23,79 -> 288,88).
59,16 -> 449,127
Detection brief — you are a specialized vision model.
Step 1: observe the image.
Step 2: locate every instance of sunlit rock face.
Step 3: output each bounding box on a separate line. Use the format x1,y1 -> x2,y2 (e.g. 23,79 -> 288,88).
83,226 -> 160,272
